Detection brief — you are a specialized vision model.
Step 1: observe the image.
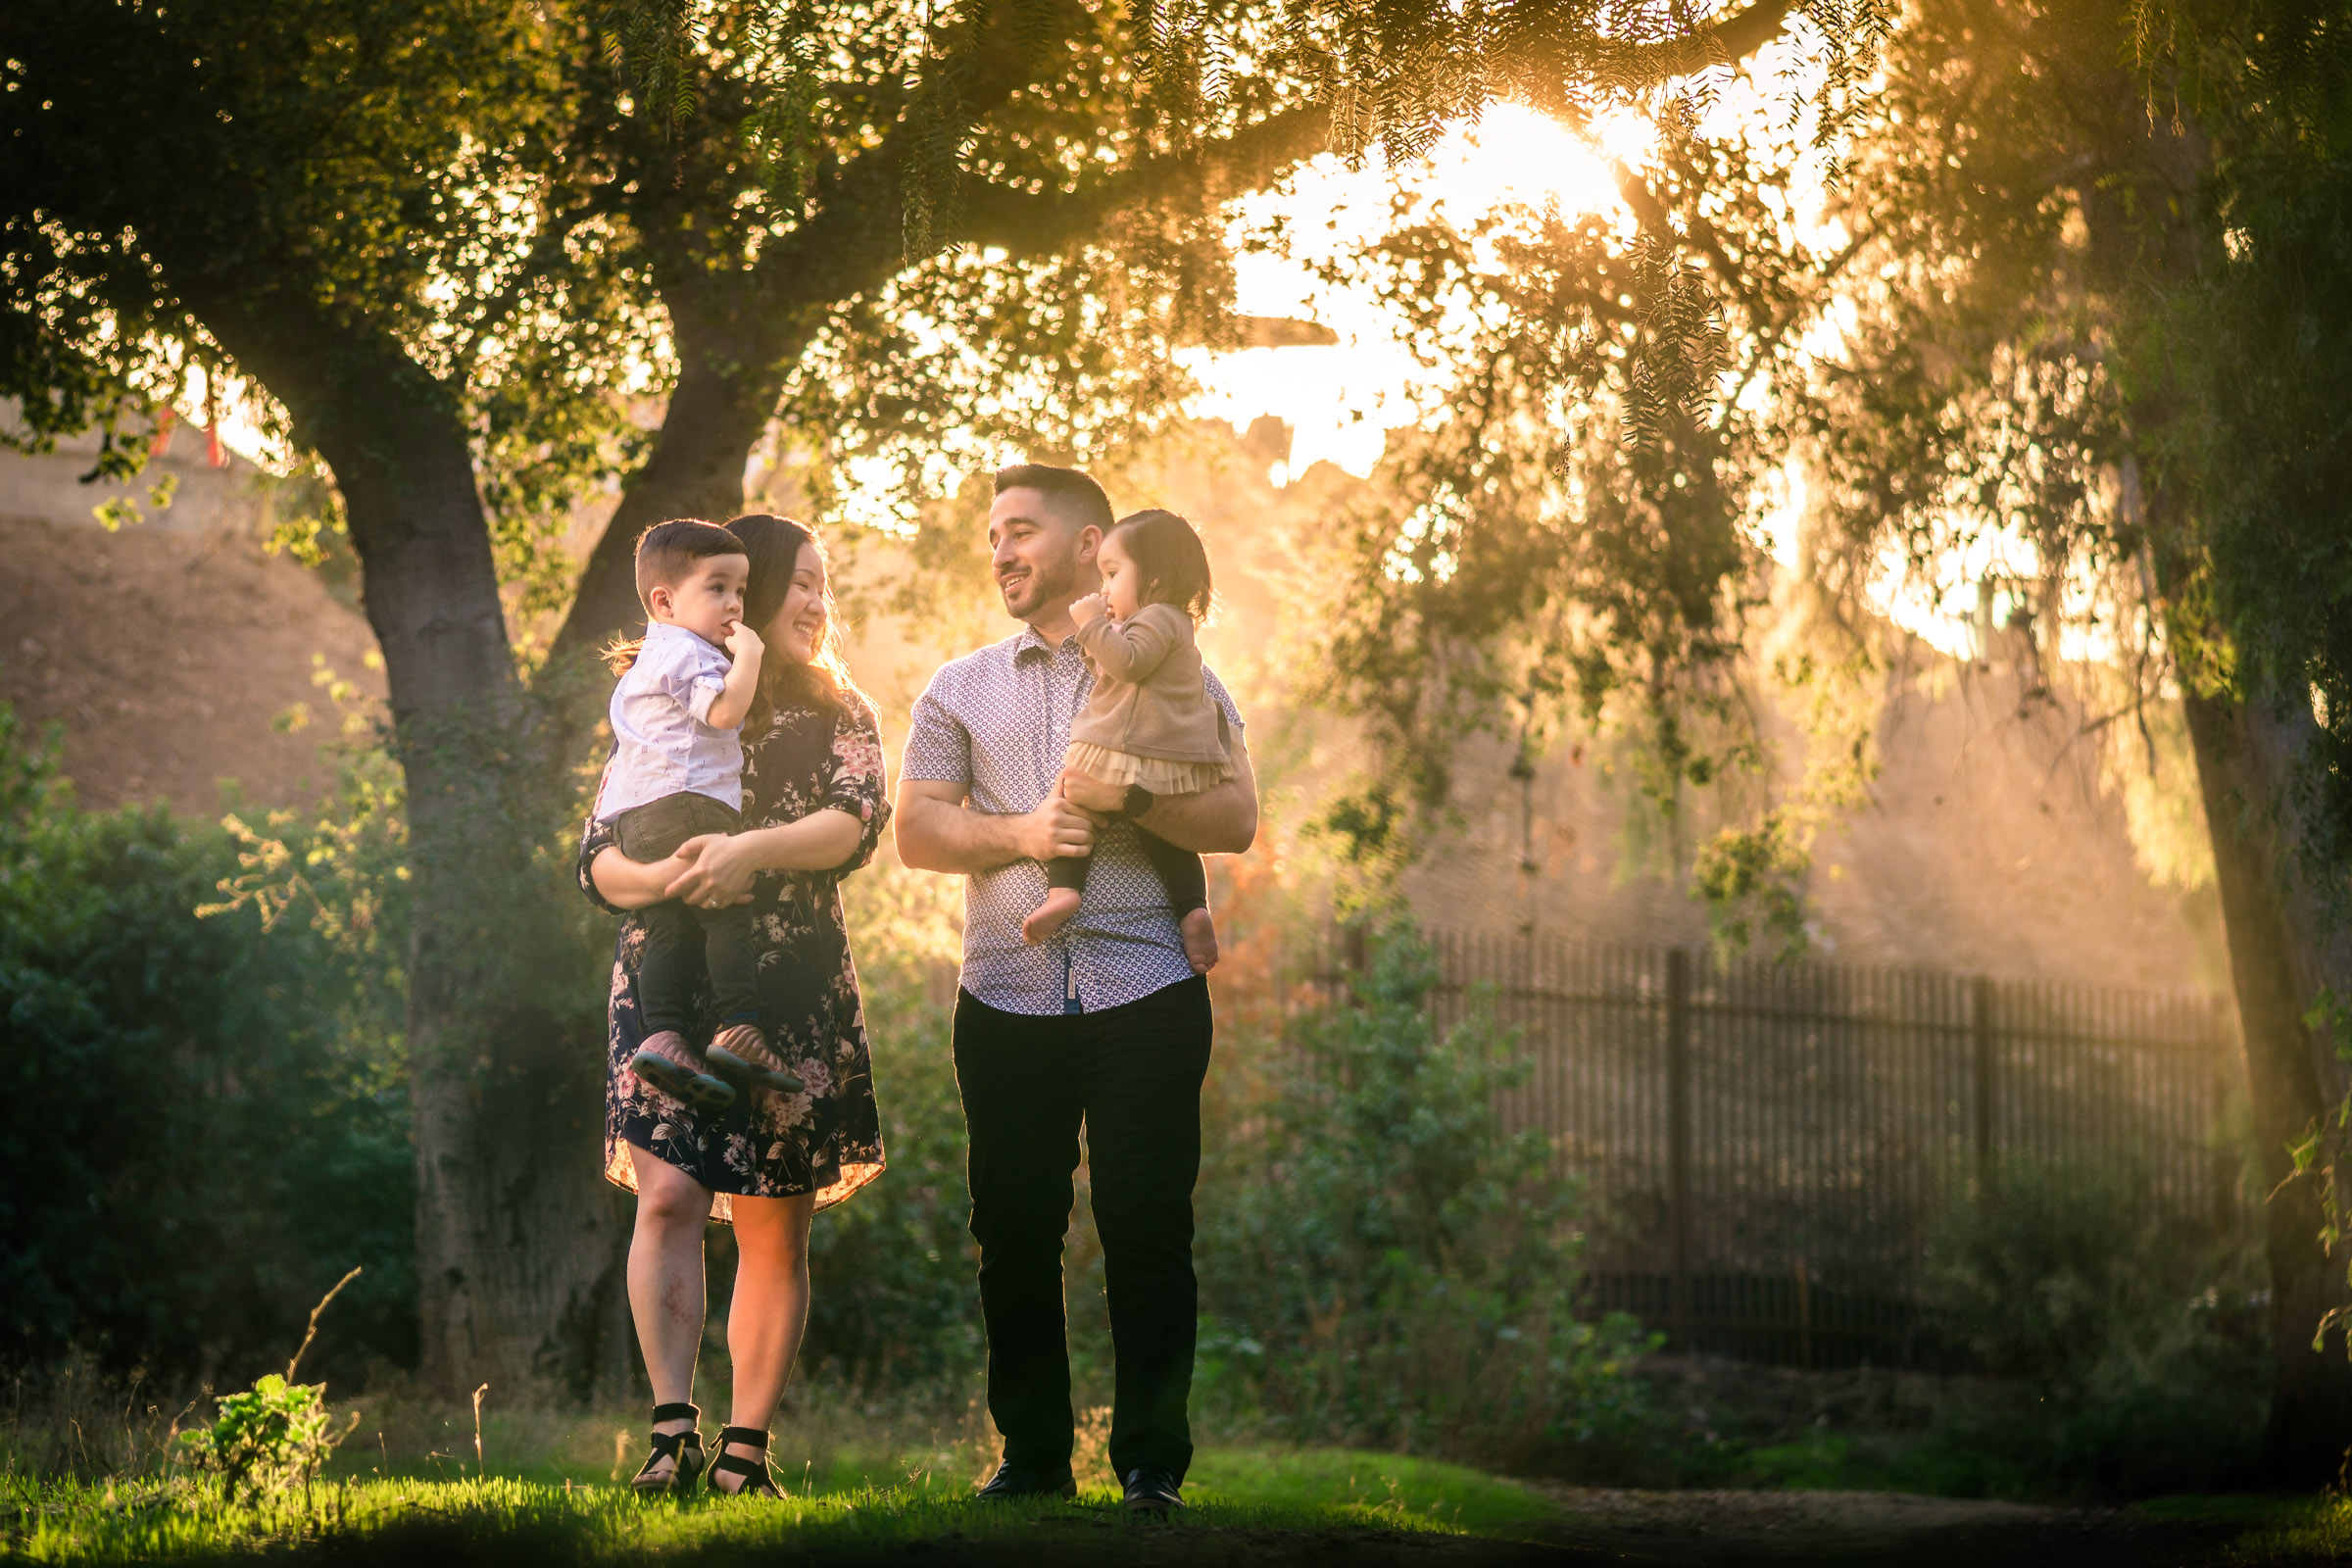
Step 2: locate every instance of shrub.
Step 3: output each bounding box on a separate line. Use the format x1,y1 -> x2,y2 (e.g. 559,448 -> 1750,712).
789,858 -> 985,1390
178,1375 -> 334,1494
0,706 -> 415,1386
1915,1156 -> 2268,1494
1192,927 -> 1655,1470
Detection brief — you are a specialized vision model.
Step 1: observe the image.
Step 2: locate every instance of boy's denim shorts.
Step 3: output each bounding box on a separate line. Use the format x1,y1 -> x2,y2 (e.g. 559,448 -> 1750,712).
613,790 -> 742,863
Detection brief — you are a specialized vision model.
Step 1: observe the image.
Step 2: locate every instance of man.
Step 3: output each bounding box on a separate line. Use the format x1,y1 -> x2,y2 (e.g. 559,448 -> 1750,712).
895,463 -> 1257,1514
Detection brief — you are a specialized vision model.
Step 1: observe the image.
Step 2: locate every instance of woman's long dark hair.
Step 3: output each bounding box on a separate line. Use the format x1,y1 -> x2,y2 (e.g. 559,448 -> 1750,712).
729,513 -> 861,724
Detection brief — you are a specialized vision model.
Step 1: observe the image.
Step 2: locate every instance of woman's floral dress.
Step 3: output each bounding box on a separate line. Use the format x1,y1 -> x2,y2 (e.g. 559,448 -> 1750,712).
577,690 -> 892,1219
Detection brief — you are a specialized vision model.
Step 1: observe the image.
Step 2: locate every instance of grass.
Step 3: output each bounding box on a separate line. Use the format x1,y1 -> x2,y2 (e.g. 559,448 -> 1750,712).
2131,1494 -> 2352,1563
8,1376 -> 2349,1566
1186,1447 -> 1561,1534
0,1375 -> 1577,1561
0,1456 -> 1567,1565
12,1445 -> 2352,1564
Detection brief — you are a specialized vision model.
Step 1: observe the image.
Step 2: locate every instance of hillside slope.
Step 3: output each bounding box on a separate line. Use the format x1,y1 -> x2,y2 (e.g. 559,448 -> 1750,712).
0,514 -> 386,815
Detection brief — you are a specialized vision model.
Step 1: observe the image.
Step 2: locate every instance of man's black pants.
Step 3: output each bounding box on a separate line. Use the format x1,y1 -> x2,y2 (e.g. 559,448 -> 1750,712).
953,976 -> 1212,1484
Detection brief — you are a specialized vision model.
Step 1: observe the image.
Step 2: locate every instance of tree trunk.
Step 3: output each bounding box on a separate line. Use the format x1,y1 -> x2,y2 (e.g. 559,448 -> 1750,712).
2181,688 -> 2352,1482
548,347 -> 780,671
208,306 -> 638,1401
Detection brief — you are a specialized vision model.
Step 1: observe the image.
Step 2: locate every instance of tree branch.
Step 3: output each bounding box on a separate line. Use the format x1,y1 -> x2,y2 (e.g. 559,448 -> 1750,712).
957,103 -> 1333,257
1699,0 -> 1798,67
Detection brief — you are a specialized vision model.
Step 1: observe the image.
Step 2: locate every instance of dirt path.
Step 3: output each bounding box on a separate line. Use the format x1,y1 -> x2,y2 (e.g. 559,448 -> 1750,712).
1517,1483 -> 2254,1566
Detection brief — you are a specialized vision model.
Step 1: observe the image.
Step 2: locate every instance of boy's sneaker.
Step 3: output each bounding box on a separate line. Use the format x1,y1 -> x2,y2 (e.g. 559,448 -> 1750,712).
629,1031 -> 736,1108
706,1024 -> 806,1095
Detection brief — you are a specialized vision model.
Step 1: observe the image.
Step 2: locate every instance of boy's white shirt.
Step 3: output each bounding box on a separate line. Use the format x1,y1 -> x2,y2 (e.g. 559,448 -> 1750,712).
598,621 -> 745,817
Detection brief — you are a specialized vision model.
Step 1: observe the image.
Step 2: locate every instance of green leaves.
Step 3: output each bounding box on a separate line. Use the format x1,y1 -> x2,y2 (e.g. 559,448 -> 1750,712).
1195,926 -> 1657,1462
1622,234 -> 1727,449
178,1376 -> 335,1496
599,0 -> 706,135
0,707 -> 416,1382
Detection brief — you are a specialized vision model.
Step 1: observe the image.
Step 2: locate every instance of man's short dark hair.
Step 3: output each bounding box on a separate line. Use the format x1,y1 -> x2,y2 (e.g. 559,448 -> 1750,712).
994,463 -> 1113,535
634,517 -> 747,611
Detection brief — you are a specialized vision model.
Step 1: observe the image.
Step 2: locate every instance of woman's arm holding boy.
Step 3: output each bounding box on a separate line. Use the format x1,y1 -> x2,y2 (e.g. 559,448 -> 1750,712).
589,847 -> 697,909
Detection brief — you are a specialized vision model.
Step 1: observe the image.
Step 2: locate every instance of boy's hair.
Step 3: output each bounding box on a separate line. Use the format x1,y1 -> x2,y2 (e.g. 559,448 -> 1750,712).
1106,509 -> 1214,623
634,517 -> 748,611
994,463 -> 1113,535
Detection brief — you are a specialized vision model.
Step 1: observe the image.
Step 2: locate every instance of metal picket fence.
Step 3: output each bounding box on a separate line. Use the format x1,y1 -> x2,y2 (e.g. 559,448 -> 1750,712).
1312,925 -> 2244,1368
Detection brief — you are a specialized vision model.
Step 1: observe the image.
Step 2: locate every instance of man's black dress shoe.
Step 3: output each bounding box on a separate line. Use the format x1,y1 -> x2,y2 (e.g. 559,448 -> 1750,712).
1121,1467 -> 1184,1515
974,1462 -> 1077,1501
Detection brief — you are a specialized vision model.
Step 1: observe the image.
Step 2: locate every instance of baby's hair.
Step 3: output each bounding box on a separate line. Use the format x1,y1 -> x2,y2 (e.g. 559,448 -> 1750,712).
633,517 -> 747,611
1106,509 -> 1213,623
994,462 -> 1114,535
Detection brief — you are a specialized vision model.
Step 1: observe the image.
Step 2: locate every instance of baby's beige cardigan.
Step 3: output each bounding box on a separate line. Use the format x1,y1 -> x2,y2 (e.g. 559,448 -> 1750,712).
1070,603 -> 1230,763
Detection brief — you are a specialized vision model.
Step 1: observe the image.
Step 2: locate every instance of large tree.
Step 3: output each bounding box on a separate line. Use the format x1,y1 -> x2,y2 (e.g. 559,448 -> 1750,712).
5,0 -> 1819,1396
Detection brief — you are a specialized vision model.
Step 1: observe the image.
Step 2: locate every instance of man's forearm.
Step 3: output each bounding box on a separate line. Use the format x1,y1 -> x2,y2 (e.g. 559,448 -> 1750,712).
896,793 -> 1032,874
1133,768 -> 1257,855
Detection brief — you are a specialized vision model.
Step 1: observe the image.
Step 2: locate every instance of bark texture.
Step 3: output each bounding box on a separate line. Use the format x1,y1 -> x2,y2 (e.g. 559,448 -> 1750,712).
549,352 -> 775,671
201,295 -> 637,1401
2182,688 -> 2352,1483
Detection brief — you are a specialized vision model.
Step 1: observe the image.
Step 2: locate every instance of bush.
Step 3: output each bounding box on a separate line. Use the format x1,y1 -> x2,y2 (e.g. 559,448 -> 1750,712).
179,1374 -> 334,1494
787,858 -> 985,1391
1913,1156 -> 2268,1494
0,706 -> 415,1386
1191,928 -> 1655,1470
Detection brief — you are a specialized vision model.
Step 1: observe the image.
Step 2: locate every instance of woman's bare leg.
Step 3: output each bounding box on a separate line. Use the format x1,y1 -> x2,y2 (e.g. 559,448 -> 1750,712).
713,1191 -> 815,1488
628,1145 -> 714,1481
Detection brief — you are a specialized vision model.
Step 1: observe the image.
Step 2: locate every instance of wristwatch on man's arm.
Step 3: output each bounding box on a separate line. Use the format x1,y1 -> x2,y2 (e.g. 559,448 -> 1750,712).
1120,785 -> 1155,819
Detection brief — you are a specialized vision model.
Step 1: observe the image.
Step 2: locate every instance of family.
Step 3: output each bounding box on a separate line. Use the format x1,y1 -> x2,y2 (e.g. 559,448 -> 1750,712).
575,464 -> 1256,1513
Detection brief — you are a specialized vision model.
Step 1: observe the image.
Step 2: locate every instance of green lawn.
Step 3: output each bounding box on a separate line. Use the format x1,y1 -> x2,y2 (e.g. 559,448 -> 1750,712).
14,1446 -> 2352,1564
0,1448 -> 1571,1565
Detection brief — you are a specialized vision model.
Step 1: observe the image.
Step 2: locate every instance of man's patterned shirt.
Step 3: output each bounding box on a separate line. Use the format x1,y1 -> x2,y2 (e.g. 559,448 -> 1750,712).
902,623 -> 1244,1016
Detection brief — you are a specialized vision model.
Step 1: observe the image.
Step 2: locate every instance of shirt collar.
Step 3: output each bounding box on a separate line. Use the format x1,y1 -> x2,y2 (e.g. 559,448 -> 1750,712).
1013,623 -> 1070,662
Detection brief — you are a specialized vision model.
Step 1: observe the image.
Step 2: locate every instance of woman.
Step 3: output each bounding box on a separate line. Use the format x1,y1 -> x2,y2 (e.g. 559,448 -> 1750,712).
578,513 -> 890,1499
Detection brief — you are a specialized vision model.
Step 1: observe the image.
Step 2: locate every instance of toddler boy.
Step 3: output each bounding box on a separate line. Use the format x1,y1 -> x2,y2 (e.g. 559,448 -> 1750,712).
599,518 -> 799,1107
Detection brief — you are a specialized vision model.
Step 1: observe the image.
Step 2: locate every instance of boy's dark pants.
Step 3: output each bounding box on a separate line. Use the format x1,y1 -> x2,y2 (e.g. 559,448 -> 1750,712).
953,977 -> 1212,1484
1044,828 -> 1207,914
614,790 -> 759,1037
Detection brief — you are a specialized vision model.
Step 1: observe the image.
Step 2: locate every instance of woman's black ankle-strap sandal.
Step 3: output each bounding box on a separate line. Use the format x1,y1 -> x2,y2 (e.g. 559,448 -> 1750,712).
631,1402 -> 707,1495
710,1426 -> 783,1497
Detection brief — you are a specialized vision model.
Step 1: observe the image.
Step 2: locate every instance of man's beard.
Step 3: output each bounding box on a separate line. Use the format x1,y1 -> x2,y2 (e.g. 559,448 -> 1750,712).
1001,554 -> 1079,619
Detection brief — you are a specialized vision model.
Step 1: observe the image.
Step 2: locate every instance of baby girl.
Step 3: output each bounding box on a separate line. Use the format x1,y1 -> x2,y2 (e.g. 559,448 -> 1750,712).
1023,508 -> 1229,973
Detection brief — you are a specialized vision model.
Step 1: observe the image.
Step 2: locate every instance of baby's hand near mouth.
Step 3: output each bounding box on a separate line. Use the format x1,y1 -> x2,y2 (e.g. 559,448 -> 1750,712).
722,619 -> 764,662
1071,593 -> 1107,627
